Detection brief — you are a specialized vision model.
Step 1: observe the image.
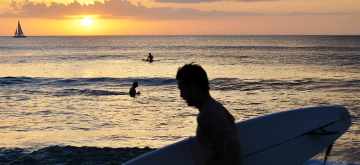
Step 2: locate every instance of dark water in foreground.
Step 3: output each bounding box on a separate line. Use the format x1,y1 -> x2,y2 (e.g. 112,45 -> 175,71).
0,36 -> 359,164
0,146 -> 357,165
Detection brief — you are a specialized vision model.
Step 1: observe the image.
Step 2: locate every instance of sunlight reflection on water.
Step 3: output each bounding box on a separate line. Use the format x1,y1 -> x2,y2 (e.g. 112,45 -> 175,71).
0,36 -> 359,163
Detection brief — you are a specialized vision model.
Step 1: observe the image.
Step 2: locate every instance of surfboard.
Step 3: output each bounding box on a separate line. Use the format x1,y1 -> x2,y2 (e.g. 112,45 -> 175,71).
123,106 -> 351,165
142,59 -> 160,63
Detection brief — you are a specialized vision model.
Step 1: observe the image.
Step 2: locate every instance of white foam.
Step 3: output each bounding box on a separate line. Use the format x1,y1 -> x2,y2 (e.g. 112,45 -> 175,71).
306,160 -> 358,165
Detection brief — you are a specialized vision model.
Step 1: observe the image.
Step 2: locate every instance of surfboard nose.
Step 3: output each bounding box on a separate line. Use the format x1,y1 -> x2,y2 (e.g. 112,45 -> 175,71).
336,106 -> 351,130
328,105 -> 351,132
308,106 -> 351,135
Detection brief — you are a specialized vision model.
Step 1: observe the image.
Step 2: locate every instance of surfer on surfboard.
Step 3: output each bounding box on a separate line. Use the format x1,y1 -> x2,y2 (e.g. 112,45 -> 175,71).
176,63 -> 241,165
146,53 -> 154,63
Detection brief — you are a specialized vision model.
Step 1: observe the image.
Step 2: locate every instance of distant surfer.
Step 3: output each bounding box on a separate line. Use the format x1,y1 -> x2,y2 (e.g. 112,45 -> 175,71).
146,53 -> 154,63
176,63 -> 241,165
129,81 -> 140,98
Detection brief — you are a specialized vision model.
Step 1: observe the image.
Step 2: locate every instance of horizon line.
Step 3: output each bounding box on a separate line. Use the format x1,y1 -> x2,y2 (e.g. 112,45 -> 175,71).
1,34 -> 360,37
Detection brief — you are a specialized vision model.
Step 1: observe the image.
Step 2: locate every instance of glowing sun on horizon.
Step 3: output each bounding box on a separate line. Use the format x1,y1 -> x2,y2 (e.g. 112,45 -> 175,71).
80,16 -> 94,27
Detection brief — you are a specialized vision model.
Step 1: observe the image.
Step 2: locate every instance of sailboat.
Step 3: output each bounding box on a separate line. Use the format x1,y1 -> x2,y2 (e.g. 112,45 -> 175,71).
14,20 -> 26,38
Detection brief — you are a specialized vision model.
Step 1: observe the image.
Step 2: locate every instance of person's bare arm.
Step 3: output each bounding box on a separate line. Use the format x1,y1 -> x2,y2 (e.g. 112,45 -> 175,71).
192,138 -> 208,165
208,115 -> 241,165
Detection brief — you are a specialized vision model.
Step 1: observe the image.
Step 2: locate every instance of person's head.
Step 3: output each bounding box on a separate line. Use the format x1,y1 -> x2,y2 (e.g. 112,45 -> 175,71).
176,63 -> 210,107
132,81 -> 138,88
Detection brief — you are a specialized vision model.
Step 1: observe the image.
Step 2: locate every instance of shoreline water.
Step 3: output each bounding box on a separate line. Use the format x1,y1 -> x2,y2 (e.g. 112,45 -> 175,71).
0,145 -> 155,165
0,145 -> 358,165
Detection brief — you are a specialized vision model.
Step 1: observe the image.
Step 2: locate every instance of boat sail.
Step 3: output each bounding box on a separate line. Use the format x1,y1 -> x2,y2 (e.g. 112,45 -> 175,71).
14,20 -> 26,38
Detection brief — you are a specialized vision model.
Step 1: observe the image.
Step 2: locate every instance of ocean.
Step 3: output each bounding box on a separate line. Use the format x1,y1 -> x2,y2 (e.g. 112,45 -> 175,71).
0,36 -> 359,164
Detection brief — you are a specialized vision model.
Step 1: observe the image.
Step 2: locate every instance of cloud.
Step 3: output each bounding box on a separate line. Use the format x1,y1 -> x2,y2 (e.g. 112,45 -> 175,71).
0,0 -> 354,20
2,0 -> 265,19
154,0 -> 220,3
154,0 -> 277,3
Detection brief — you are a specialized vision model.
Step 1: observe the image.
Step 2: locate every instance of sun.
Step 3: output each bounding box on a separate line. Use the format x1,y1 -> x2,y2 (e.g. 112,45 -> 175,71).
80,16 -> 94,27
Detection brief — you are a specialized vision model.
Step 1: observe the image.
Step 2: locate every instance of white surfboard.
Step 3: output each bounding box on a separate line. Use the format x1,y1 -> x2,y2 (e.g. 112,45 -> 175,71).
123,106 -> 351,165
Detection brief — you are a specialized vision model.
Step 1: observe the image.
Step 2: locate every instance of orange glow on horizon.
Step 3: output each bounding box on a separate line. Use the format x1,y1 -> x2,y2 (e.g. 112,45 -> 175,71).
0,15 -> 359,36
0,0 -> 359,35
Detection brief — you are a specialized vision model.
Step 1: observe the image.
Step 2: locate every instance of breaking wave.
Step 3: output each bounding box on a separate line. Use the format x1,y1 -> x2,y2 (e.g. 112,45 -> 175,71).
1,77 -> 359,94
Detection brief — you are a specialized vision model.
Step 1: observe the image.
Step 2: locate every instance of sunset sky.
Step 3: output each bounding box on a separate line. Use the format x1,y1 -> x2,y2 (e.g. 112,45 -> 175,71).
0,0 -> 359,35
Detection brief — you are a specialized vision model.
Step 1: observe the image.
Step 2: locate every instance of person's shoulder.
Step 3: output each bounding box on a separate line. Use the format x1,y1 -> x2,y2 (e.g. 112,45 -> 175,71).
208,99 -> 228,115
213,100 -> 228,111
202,100 -> 227,119
211,99 -> 236,123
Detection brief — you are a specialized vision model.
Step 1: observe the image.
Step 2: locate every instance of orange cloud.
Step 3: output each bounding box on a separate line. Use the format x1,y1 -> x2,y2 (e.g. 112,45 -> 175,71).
1,0 -> 355,20
154,0 -> 277,3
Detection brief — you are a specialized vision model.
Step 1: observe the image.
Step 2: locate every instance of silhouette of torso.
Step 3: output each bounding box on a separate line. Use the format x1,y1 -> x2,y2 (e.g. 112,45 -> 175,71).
196,99 -> 241,165
147,53 -> 154,63
129,87 -> 136,97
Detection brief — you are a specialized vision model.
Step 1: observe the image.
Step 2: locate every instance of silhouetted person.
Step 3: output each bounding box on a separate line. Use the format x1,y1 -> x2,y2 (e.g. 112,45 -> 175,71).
129,81 -> 139,98
146,53 -> 154,63
176,63 -> 241,165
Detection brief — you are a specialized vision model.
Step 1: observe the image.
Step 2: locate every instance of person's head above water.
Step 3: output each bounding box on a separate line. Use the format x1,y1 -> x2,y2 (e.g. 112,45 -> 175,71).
132,81 -> 138,88
176,63 -> 210,108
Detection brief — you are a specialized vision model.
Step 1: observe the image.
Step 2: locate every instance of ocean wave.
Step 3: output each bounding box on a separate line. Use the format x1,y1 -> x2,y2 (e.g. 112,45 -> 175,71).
1,77 -> 359,93
2,44 -> 360,51
157,45 -> 360,52
50,54 -> 127,61
54,89 -> 127,97
0,77 -> 176,87
210,78 -> 360,92
0,77 -> 44,85
0,54 -> 129,64
49,77 -> 176,87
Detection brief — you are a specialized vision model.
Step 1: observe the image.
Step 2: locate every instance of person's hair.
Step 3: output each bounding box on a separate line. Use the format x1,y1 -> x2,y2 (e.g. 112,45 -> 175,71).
176,63 -> 210,91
